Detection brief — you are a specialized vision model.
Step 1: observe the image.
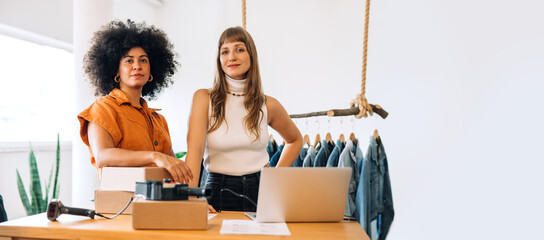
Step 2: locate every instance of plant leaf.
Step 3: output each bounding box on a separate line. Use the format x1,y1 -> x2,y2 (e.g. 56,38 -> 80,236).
54,183 -> 60,199
175,152 -> 187,159
16,170 -> 32,215
52,133 -> 61,199
29,147 -> 44,214
43,176 -> 50,209
45,162 -> 54,205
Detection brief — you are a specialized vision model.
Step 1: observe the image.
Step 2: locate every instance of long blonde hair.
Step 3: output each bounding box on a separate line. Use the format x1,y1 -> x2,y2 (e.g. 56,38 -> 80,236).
208,26 -> 265,141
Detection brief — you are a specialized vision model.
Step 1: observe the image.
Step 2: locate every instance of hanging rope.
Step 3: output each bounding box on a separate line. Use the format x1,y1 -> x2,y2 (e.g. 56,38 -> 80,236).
289,0 -> 388,119
352,0 -> 373,119
242,0 -> 247,29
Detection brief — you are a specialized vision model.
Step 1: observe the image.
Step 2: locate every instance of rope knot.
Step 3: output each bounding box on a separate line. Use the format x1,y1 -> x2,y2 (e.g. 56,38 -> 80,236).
350,94 -> 373,119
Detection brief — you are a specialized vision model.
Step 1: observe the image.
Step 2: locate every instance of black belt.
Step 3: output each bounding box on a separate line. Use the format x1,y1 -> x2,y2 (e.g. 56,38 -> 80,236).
207,171 -> 261,181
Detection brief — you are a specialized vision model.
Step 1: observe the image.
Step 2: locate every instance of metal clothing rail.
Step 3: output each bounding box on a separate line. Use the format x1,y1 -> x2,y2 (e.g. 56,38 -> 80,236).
289,104 -> 388,119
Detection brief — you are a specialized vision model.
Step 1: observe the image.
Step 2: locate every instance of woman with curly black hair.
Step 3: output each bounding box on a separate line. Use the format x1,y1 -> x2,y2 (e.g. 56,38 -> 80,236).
78,19 -> 192,183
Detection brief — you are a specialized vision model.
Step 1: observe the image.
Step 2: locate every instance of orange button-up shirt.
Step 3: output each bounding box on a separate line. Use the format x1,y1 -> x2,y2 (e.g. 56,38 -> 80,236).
78,88 -> 172,169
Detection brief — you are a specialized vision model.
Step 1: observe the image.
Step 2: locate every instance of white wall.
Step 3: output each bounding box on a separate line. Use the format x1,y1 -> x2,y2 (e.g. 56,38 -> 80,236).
0,0 -> 72,44
114,0 -> 160,25
1,0 -> 543,239
152,0 -> 238,153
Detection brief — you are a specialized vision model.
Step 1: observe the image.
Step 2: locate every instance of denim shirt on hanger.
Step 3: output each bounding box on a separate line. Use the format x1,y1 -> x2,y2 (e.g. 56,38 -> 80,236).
338,139 -> 364,218
267,140 -> 278,160
314,140 -> 334,167
269,144 -> 284,167
292,146 -> 308,167
356,136 -> 394,240
326,139 -> 345,167
302,146 -> 317,167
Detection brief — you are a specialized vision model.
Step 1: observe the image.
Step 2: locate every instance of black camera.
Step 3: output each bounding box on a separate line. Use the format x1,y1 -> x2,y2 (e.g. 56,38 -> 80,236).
135,179 -> 212,200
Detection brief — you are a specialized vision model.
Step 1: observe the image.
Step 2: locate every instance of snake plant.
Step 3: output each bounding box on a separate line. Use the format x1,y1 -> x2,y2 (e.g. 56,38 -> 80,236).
16,134 -> 60,215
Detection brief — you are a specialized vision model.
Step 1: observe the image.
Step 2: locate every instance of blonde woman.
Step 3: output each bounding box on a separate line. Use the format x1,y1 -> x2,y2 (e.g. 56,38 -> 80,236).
185,27 -> 302,212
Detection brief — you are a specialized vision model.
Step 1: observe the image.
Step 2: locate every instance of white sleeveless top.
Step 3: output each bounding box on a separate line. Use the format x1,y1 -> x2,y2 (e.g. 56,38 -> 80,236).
203,76 -> 269,176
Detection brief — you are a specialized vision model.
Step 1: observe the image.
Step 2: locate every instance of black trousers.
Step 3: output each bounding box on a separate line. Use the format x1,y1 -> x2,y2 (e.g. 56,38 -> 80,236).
205,171 -> 260,212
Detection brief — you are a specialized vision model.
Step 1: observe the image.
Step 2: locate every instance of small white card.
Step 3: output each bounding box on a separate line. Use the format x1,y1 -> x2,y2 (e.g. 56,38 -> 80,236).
220,220 -> 291,236
208,213 -> 217,220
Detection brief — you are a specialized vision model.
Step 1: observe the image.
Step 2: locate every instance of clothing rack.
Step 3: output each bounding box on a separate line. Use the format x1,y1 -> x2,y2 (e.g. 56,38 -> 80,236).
289,104 -> 388,119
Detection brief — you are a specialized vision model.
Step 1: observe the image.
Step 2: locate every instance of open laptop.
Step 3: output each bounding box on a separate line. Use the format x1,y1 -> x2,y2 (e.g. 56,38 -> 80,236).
246,167 -> 351,223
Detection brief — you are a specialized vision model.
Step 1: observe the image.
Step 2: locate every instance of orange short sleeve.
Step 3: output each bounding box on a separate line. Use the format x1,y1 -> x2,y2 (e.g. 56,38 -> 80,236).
78,99 -> 123,148
78,90 -> 172,170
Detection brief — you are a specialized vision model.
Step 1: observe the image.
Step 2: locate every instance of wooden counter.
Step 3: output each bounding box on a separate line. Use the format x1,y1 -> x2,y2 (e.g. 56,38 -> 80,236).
0,211 -> 368,240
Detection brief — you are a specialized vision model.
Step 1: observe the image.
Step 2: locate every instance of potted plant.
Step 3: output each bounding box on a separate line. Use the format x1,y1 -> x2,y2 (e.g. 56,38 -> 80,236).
16,134 -> 61,215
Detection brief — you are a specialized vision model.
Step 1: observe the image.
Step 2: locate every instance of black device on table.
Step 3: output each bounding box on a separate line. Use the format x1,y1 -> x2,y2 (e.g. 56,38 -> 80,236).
135,179 -> 212,200
47,199 -> 96,221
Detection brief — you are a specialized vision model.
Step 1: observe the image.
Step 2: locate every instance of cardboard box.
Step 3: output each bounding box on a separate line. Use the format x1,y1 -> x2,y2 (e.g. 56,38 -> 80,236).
94,190 -> 134,215
132,198 -> 208,230
100,167 -> 173,191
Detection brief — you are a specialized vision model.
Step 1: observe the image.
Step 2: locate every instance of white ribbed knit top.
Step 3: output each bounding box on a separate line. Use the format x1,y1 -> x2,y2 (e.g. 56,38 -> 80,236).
203,76 -> 269,176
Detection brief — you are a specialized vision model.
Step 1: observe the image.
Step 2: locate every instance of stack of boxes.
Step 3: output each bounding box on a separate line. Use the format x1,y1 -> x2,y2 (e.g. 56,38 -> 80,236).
95,167 -> 208,229
95,167 -> 172,214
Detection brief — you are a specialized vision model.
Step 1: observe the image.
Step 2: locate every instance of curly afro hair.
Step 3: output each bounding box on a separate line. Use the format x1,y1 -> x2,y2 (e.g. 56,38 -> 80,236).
83,19 -> 178,100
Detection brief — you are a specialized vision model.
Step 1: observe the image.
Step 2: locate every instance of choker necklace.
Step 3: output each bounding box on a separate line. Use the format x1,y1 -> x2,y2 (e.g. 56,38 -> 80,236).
227,91 -> 245,97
